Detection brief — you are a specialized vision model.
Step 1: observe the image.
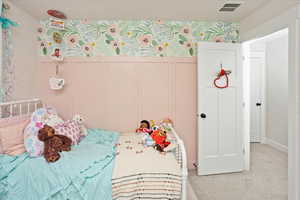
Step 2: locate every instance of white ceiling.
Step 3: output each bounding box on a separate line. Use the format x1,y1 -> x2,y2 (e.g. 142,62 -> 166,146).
9,0 -> 276,22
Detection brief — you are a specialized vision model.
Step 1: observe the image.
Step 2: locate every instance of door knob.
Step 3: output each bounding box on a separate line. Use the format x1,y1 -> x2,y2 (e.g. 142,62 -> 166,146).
256,103 -> 262,106
200,113 -> 206,118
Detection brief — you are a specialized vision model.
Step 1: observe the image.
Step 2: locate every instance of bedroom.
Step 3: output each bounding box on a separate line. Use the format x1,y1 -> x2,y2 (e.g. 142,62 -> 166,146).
0,0 -> 300,200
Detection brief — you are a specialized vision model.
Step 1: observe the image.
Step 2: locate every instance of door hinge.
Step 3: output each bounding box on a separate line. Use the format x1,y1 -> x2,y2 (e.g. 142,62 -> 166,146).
243,148 -> 246,154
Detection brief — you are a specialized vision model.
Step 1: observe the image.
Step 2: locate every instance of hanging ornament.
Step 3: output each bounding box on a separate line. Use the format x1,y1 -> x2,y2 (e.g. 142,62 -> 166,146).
47,10 -> 67,19
49,64 -> 65,90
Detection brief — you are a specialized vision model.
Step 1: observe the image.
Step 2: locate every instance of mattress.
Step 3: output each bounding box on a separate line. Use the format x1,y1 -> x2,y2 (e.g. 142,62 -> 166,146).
112,132 -> 182,200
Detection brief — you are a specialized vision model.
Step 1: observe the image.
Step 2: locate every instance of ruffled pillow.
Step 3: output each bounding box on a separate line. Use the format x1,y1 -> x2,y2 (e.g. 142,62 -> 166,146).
24,107 -> 64,157
54,120 -> 81,145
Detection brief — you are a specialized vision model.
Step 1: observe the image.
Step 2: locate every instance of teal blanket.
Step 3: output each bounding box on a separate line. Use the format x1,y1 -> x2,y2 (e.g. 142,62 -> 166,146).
0,129 -> 119,200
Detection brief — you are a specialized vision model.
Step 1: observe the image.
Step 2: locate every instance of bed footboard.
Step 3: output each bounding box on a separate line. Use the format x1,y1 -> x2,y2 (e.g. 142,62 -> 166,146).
164,123 -> 188,200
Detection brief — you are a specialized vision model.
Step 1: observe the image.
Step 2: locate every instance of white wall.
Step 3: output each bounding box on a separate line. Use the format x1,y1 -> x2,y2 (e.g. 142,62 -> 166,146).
5,2 -> 39,100
265,35 -> 289,147
240,0 -> 299,37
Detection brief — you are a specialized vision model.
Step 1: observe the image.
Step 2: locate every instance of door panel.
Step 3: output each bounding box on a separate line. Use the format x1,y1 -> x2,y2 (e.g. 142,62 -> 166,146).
197,42 -> 244,175
219,88 -> 237,155
200,88 -> 219,156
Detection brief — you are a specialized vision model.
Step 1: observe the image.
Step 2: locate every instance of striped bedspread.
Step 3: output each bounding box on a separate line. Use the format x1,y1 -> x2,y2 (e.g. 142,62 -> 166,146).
112,132 -> 182,200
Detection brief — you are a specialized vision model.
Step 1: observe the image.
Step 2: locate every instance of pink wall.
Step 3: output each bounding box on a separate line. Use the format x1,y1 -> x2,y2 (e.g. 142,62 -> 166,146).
7,2 -> 39,100
37,56 -> 197,169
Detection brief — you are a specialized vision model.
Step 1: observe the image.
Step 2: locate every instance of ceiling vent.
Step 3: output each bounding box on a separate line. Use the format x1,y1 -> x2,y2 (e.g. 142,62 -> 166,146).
219,1 -> 243,12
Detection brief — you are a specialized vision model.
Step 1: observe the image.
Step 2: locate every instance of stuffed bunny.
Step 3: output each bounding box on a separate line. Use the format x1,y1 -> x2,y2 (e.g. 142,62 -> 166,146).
72,114 -> 88,136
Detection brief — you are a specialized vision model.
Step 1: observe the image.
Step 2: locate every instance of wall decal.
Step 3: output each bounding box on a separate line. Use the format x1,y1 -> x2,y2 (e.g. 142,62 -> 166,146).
38,19 -> 239,57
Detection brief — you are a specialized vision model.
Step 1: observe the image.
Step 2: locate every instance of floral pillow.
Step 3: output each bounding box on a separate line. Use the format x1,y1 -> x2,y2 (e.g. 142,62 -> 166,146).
24,107 -> 64,157
54,120 -> 81,145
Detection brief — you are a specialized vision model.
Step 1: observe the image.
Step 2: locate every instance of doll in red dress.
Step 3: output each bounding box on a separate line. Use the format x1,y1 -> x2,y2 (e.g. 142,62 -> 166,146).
151,129 -> 170,153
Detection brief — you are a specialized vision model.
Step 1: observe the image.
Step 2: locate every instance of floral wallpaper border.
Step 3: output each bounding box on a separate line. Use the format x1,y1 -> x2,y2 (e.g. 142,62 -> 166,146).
38,19 -> 239,57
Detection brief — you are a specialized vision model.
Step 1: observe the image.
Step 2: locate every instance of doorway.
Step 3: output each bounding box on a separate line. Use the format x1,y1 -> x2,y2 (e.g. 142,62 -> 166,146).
247,29 -> 289,150
244,28 -> 289,199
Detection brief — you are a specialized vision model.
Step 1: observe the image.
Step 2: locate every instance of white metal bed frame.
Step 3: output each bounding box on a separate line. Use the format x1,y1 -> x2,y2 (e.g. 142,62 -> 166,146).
0,98 -> 188,200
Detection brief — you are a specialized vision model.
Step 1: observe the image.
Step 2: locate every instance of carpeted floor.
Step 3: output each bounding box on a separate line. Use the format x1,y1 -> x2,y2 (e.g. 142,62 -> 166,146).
188,143 -> 288,200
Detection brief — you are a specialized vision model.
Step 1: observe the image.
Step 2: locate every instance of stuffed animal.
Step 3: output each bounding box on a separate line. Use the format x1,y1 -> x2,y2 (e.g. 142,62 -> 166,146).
150,120 -> 156,128
38,125 -> 72,163
73,114 -> 88,136
151,129 -> 171,152
160,118 -> 173,126
142,132 -> 155,147
136,120 -> 155,147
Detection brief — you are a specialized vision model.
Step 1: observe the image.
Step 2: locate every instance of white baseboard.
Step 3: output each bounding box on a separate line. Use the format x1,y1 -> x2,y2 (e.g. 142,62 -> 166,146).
265,138 -> 288,153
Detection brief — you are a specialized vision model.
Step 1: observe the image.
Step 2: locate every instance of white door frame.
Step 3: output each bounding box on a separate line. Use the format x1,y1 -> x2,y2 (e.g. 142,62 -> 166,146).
241,6 -> 300,200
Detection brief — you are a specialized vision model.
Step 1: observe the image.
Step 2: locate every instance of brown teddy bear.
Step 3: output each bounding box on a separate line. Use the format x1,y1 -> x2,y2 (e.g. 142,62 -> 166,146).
38,125 -> 72,163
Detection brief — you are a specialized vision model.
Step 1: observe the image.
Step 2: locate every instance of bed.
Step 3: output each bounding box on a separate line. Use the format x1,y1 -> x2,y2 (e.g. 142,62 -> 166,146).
0,98 -> 188,200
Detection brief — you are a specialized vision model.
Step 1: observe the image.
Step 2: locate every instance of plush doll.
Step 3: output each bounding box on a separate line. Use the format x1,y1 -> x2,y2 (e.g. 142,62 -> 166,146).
142,132 -> 155,147
150,120 -> 156,128
38,125 -> 72,163
136,120 -> 155,147
136,120 -> 152,134
151,129 -> 171,153
149,120 -> 161,132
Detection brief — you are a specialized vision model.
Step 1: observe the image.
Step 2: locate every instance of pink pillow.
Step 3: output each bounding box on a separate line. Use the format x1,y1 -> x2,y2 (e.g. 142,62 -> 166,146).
0,119 -> 29,156
0,114 -> 30,127
0,115 -> 30,155
54,120 -> 81,145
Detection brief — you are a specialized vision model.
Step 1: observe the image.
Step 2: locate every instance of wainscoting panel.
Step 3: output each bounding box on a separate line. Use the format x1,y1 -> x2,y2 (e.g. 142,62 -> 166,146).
37,56 -> 197,168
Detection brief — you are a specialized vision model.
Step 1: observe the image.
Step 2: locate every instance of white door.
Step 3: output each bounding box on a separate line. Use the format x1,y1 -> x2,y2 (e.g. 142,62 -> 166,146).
249,52 -> 265,143
197,42 -> 244,175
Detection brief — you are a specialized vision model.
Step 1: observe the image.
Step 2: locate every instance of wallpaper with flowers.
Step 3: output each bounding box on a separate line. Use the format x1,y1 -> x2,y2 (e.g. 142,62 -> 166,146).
38,19 -> 239,57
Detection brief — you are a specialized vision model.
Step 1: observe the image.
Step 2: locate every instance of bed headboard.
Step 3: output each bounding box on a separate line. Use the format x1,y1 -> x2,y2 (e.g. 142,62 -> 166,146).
0,99 -> 43,119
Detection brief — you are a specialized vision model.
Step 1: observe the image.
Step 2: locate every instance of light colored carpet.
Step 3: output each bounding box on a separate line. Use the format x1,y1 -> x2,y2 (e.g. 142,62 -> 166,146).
187,180 -> 198,200
188,143 -> 288,200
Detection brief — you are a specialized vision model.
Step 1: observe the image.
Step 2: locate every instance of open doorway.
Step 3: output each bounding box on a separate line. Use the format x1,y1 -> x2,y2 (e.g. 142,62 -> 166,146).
248,29 -> 288,149
245,28 -> 289,199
